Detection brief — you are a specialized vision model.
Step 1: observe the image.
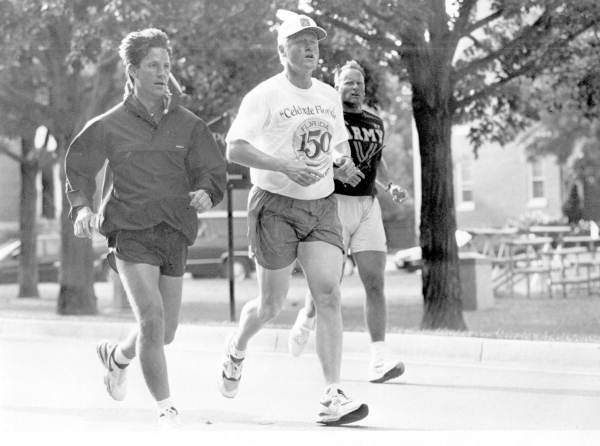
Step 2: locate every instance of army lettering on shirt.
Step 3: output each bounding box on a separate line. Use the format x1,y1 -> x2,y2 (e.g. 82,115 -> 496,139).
334,109 -> 386,196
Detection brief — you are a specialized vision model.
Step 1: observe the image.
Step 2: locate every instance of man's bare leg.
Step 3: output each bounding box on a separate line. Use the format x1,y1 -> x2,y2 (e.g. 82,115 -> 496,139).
116,260 -> 170,401
117,274 -> 184,359
297,241 -> 344,384
353,251 -> 386,343
220,262 -> 295,398
234,262 -> 295,349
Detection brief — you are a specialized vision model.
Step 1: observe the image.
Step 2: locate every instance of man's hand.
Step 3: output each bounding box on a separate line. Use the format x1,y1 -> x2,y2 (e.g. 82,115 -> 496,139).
282,159 -> 324,186
334,156 -> 364,186
73,206 -> 98,239
333,166 -> 363,187
189,189 -> 213,213
388,184 -> 408,203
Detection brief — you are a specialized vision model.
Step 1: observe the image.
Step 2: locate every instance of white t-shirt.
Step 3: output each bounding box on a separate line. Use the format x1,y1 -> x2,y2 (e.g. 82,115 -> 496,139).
226,72 -> 348,200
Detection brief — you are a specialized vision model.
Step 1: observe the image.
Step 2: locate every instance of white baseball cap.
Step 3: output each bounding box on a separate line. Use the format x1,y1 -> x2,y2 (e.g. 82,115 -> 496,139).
277,13 -> 327,44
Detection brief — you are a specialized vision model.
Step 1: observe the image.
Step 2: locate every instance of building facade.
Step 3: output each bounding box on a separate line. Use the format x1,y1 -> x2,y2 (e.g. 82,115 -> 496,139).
452,125 -> 565,229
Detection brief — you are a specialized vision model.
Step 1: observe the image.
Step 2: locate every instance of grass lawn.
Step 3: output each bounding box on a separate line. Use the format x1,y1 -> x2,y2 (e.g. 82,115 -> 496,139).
1,271 -> 600,343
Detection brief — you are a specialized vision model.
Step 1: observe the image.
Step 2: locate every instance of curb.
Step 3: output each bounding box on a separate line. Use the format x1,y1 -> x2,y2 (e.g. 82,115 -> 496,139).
1,317 -> 599,374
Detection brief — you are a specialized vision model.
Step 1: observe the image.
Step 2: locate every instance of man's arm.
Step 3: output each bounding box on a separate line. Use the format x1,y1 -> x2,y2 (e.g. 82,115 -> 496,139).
187,121 -> 227,212
227,139 -> 323,187
376,158 -> 408,203
65,120 -> 108,238
331,141 -> 364,186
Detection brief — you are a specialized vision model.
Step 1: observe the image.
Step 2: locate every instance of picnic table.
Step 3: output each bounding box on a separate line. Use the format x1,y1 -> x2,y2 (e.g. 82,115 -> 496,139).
467,224 -> 600,298
465,227 -> 519,258
540,246 -> 590,298
503,236 -> 554,299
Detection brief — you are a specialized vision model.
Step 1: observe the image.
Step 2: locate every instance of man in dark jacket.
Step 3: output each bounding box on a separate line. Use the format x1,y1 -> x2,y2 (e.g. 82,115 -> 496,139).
65,28 -> 226,427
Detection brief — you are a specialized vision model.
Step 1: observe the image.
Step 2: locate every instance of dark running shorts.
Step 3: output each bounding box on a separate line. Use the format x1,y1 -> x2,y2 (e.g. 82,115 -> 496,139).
247,187 -> 344,270
107,222 -> 188,277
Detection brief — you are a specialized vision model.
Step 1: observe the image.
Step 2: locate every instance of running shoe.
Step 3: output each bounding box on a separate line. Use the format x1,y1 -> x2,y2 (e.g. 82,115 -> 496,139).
368,360 -> 405,384
317,387 -> 369,426
158,406 -> 181,429
288,308 -> 315,357
219,334 -> 244,398
96,341 -> 128,401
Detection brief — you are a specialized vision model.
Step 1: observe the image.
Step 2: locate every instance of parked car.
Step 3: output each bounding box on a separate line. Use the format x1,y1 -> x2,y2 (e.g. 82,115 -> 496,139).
0,211 -> 255,284
0,233 -> 109,283
186,210 -> 254,280
394,230 -> 473,271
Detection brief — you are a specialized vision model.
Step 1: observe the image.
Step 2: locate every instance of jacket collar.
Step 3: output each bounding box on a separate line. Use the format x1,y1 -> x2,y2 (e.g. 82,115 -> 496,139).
124,90 -> 181,125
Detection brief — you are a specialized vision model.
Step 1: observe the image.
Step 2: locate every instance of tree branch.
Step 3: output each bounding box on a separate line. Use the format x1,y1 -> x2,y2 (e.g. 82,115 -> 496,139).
363,3 -> 395,22
317,13 -> 415,57
454,66 -> 530,110
453,0 -> 479,36
442,0 -> 479,68
462,9 -> 503,36
465,34 -> 486,49
454,25 -> 592,110
454,6 -> 555,79
319,14 -> 387,45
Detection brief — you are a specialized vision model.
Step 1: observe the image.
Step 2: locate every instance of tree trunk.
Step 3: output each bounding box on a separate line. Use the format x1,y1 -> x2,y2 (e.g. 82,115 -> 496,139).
412,91 -> 467,331
56,144 -> 97,315
53,52 -> 118,316
18,136 -> 39,298
41,163 -> 55,219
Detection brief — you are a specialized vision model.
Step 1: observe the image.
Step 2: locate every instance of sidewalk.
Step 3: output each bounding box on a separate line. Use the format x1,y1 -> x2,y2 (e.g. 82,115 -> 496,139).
1,276 -> 600,375
2,316 -> 600,374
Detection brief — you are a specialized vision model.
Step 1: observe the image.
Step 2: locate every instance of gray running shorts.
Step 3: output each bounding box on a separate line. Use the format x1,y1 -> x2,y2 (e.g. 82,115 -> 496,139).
247,187 -> 344,270
107,222 -> 188,277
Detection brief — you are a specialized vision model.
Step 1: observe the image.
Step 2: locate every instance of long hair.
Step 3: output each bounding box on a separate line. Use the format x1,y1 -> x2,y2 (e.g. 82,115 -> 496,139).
118,28 -> 172,98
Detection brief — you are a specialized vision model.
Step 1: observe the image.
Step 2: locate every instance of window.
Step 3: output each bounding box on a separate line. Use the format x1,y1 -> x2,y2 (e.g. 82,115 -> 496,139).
457,160 -> 475,211
528,159 -> 547,207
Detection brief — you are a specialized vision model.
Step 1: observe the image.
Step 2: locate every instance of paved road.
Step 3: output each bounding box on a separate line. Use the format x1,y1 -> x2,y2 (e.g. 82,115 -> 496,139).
1,333 -> 599,432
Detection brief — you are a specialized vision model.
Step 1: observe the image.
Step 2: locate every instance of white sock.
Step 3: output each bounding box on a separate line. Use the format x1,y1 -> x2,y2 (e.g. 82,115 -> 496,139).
114,346 -> 132,367
325,383 -> 342,395
230,336 -> 246,360
370,341 -> 386,366
301,307 -> 316,327
305,306 -> 316,320
157,397 -> 174,414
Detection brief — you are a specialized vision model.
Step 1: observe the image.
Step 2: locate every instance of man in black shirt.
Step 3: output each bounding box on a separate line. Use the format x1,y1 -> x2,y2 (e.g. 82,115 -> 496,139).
289,61 -> 408,384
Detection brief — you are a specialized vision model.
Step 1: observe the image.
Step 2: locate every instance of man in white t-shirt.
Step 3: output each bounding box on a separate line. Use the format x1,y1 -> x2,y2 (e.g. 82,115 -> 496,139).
220,11 -> 369,426
288,61 -> 408,385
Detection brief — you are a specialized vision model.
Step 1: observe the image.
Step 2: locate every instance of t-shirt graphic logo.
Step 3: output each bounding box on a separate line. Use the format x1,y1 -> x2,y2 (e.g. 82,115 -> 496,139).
353,141 -> 384,171
293,118 -> 332,175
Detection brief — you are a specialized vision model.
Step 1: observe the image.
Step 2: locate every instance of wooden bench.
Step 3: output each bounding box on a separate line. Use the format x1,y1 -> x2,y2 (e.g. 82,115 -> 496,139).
542,247 -> 600,298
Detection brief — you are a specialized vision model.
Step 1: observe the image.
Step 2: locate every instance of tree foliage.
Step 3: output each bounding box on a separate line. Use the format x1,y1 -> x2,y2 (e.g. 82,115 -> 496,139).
0,0 -> 297,312
306,0 -> 600,329
3,0 -> 600,326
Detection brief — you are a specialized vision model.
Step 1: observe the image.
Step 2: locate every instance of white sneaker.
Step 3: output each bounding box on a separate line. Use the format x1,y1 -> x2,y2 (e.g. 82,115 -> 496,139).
219,334 -> 244,398
288,309 -> 315,357
317,387 -> 369,426
158,406 -> 181,429
96,341 -> 128,401
368,360 -> 405,384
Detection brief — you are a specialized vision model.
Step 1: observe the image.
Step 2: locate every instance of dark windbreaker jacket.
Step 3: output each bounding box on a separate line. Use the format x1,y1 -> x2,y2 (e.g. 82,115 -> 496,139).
65,93 -> 227,245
